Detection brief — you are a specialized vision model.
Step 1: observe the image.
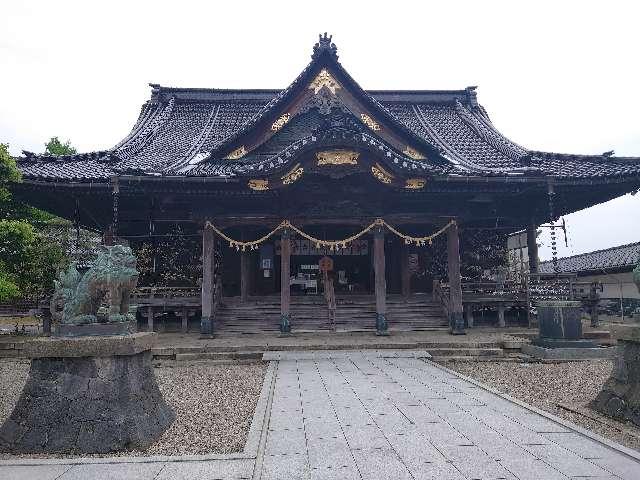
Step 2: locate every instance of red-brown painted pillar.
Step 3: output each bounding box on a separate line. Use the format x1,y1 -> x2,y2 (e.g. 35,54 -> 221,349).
201,224 -> 215,336
374,227 -> 389,334
447,221 -> 465,335
280,230 -> 291,333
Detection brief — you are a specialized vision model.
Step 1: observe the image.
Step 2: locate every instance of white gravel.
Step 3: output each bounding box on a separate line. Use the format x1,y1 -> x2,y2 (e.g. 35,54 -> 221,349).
0,359 -> 267,457
446,360 -> 640,452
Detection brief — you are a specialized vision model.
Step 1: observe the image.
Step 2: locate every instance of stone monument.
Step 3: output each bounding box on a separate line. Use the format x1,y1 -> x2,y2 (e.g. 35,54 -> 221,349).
0,245 -> 174,454
591,262 -> 640,426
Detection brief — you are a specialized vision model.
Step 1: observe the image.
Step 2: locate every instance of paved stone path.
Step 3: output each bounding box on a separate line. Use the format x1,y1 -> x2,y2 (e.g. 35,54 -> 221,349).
260,351 -> 640,480
2,350 -> 639,479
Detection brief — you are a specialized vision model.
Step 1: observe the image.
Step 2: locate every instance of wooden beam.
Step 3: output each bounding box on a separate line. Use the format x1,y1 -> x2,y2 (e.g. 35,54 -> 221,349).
374,227 -> 388,334
447,222 -> 465,335
280,231 -> 291,333
201,225 -> 215,335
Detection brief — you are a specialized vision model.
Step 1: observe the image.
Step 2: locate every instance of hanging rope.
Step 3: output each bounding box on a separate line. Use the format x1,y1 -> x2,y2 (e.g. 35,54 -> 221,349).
204,218 -> 456,251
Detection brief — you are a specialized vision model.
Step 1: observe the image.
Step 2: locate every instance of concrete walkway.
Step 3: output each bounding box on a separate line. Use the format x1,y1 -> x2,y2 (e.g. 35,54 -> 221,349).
2,351 -> 639,479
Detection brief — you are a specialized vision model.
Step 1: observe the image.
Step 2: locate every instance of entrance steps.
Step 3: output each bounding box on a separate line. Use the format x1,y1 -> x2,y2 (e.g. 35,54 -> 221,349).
215,294 -> 449,335
152,340 -> 505,363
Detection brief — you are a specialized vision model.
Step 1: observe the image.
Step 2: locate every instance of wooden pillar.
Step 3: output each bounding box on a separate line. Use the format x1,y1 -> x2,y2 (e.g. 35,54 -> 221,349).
201,225 -> 215,335
374,227 -> 388,334
527,222 -> 539,273
401,243 -> 411,300
280,231 -> 291,333
147,306 -> 154,332
447,221 -> 465,335
240,251 -> 250,303
497,304 -> 506,327
181,308 -> 189,333
464,304 -> 474,328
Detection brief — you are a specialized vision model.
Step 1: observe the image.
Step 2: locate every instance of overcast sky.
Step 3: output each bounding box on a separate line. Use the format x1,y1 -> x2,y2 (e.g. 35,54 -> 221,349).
2,1 -> 639,260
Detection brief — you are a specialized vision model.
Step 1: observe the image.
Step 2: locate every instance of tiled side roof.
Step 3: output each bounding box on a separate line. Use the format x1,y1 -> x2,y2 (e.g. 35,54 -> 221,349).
539,242 -> 640,274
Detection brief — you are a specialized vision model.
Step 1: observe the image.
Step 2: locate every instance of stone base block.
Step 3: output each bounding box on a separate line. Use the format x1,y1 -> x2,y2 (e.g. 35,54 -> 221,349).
532,338 -> 596,349
55,320 -> 136,337
0,333 -> 174,454
591,337 -> 640,427
522,343 -> 616,360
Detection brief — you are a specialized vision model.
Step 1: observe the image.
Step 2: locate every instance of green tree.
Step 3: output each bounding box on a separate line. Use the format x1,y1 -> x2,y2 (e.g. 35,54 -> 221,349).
0,144 -> 22,300
44,137 -> 77,156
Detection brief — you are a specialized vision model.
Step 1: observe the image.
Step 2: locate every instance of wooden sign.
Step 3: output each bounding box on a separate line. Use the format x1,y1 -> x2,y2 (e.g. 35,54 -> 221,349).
318,256 -> 334,272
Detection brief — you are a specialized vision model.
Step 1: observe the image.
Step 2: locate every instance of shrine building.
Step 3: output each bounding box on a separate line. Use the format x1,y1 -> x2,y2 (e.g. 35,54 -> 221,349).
14,34 -> 640,335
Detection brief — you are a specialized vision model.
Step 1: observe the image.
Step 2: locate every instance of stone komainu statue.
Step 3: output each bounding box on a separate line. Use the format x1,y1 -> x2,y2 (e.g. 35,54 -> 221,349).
51,245 -> 139,324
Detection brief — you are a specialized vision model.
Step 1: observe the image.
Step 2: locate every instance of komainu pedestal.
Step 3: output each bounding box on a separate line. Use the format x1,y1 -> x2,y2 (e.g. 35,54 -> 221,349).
0,333 -> 174,454
591,325 -> 640,427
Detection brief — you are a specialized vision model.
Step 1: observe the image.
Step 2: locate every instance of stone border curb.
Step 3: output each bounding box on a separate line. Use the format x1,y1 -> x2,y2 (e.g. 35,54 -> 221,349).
0,361 -> 278,467
426,359 -> 640,463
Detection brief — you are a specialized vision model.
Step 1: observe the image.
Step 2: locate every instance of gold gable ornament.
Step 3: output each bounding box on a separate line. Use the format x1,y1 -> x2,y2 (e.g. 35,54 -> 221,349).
308,69 -> 341,95
281,164 -> 304,185
248,179 -> 269,191
225,146 -> 247,160
316,150 -> 359,166
405,178 -> 426,190
371,163 -> 393,184
403,146 -> 426,160
271,113 -> 291,132
360,114 -> 381,131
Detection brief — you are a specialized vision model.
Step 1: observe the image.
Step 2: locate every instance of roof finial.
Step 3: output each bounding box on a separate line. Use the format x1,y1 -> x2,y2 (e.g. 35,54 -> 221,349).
312,32 -> 338,61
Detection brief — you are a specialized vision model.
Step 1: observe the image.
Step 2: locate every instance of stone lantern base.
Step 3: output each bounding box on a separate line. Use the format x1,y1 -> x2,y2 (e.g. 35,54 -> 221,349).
591,325 -> 640,427
0,332 -> 174,454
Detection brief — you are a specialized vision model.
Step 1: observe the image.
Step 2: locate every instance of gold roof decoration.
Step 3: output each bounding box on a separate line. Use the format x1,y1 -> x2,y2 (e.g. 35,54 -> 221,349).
316,150 -> 359,166
405,178 -> 426,190
403,146 -> 426,160
225,145 -> 247,160
360,113 -> 381,131
248,179 -> 269,191
281,163 -> 304,185
371,163 -> 393,184
271,113 -> 291,132
308,68 -> 341,95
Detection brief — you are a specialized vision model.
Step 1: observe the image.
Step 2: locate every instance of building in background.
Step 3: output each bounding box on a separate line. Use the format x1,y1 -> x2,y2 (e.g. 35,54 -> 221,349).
539,242 -> 640,319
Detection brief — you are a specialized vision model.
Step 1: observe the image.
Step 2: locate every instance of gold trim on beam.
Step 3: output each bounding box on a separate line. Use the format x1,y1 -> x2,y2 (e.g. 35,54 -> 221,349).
316,150 -> 359,166
281,163 -> 304,185
371,163 -> 393,184
404,178 -> 426,190
403,146 -> 425,160
308,69 -> 341,95
360,113 -> 381,131
225,146 -> 247,160
271,113 -> 291,132
248,179 -> 269,191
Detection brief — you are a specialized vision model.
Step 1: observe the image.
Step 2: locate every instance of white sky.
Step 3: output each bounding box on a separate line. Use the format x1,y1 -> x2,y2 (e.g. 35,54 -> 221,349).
2,0 -> 639,260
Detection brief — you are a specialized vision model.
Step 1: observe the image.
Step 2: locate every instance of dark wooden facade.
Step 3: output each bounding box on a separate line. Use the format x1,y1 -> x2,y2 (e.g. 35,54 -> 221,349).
13,34 -> 640,335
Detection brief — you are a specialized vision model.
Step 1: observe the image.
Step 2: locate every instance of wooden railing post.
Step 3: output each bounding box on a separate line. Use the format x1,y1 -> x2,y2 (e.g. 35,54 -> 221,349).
200,224 -> 215,336
447,221 -> 465,335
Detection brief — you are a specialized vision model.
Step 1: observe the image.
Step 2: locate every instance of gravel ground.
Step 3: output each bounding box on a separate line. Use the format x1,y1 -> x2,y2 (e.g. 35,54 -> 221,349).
0,359 -> 267,457
446,360 -> 640,452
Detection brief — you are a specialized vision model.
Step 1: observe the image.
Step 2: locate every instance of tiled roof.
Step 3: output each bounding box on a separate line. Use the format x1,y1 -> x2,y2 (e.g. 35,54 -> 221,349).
539,242 -> 640,274
16,35 -> 640,183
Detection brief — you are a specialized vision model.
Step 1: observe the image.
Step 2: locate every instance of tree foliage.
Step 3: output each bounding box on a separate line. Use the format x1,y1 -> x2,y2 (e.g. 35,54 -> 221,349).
44,137 -> 77,156
0,143 -> 68,302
